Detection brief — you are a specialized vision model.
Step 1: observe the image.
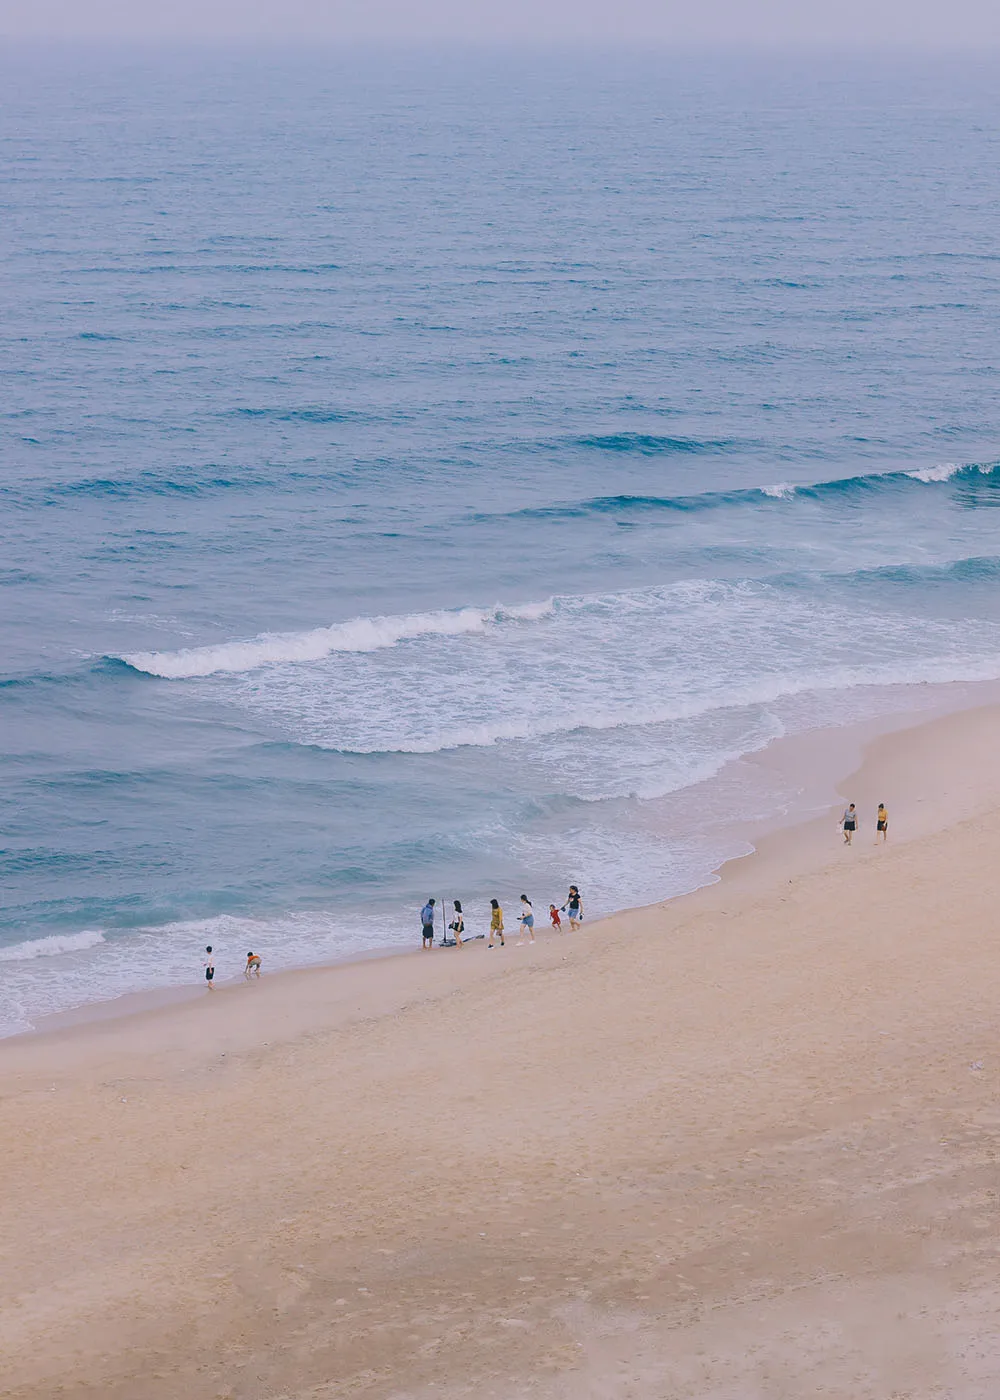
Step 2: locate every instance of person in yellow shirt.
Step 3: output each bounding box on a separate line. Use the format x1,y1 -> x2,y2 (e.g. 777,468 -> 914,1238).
875,803 -> 888,844
488,898 -> 505,948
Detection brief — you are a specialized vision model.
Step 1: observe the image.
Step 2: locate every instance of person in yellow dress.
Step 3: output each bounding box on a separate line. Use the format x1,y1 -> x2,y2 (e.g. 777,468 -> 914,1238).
488,898 -> 505,948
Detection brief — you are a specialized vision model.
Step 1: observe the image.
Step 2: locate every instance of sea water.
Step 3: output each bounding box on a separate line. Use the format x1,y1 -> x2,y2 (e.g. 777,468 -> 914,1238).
2,48 -> 1000,1033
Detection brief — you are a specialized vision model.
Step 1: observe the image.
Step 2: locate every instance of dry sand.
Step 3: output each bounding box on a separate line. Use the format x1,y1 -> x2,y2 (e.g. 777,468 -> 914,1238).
3,703 -> 1000,1399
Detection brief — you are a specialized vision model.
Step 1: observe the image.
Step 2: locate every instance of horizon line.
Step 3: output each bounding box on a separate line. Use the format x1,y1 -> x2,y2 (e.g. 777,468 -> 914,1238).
3,35 -> 1000,51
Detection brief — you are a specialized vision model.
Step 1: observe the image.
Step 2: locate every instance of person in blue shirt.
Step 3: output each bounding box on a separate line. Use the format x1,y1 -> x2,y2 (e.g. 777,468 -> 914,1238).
420,898 -> 436,949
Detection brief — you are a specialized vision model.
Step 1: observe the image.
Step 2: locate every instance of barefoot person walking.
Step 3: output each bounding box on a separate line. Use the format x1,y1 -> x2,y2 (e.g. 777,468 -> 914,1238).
841,804 -> 857,845
449,899 -> 465,947
562,885 -> 583,931
517,895 -> 535,945
875,802 -> 889,843
204,945 -> 215,991
488,898 -> 505,948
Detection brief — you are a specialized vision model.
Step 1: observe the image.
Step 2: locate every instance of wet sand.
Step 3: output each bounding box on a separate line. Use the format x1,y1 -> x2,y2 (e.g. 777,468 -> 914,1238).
3,703 -> 1000,1399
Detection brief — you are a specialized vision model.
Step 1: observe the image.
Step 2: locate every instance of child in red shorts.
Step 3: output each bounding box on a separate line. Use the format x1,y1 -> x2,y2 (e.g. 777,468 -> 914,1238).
549,904 -> 563,932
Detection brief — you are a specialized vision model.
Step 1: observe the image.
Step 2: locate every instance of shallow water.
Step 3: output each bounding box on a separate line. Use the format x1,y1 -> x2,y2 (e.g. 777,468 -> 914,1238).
3,48 -> 1000,1032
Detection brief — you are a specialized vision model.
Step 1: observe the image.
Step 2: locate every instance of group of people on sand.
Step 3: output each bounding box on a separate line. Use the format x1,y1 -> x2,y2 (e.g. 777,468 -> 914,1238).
840,802 -> 889,846
199,801 -> 890,991
419,886 -> 584,949
199,804 -> 888,990
201,887 -> 586,990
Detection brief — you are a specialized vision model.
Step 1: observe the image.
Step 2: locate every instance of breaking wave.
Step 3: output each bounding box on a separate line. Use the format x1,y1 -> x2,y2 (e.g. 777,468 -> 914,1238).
119,599 -> 555,679
0,930 -> 106,963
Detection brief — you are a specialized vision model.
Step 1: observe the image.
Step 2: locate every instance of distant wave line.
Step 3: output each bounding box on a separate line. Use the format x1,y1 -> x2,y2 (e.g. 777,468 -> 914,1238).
0,463 -> 370,505
7,456 -> 996,514
568,432 -> 738,455
476,459 -> 1000,524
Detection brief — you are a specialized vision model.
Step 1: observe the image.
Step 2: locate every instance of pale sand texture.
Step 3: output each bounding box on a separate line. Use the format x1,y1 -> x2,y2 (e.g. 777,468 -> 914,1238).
3,704 -> 1000,1399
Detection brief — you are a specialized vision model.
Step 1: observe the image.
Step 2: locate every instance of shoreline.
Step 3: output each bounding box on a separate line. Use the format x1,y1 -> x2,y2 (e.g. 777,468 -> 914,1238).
16,675 -> 1000,1047
7,682 -> 1000,1066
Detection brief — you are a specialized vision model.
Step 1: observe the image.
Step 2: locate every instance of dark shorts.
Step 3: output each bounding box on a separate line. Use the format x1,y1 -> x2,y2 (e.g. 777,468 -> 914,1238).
205,969 -> 214,981
844,821 -> 856,832
422,927 -> 434,940
877,821 -> 887,831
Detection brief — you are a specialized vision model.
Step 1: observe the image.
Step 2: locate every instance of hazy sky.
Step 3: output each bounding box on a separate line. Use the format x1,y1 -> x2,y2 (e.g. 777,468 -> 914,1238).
1,0 -> 999,45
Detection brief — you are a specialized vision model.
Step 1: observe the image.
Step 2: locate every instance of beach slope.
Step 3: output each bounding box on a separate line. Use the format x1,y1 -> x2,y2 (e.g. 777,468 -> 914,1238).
3,705 -> 1000,1399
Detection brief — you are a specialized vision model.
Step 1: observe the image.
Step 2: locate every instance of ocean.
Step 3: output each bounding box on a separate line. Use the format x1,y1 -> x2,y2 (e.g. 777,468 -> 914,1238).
2,47 -> 1000,1034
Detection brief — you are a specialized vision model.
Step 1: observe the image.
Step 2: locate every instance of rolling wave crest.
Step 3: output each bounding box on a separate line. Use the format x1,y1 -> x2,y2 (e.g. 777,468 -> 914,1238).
485,459 -> 1000,524
120,599 -> 555,679
0,930 -> 106,963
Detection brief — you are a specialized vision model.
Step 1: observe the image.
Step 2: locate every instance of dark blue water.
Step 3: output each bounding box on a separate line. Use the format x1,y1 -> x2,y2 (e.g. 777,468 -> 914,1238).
3,48 -> 1000,1030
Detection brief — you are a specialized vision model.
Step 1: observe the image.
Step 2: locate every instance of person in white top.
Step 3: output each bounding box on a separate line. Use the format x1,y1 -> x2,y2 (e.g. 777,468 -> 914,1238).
517,895 -> 535,945
449,900 -> 465,947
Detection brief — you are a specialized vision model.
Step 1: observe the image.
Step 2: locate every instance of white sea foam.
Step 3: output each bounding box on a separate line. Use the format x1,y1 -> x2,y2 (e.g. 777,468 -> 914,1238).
0,911 -> 401,1038
301,652 -> 1000,756
760,482 -> 797,498
905,462 -> 963,484
122,599 -> 554,679
223,575 -> 1000,757
0,929 -> 106,962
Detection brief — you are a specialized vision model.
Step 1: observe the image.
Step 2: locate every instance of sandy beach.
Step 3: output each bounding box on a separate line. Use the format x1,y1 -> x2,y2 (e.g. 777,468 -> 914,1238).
3,701 -> 1000,1399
